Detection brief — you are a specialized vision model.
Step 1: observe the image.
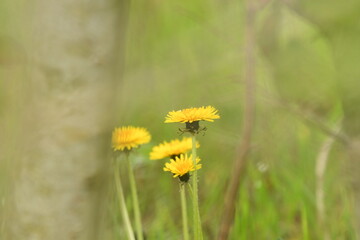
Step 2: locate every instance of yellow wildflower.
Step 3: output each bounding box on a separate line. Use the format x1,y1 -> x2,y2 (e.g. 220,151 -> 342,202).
112,126 -> 151,151
165,106 -> 220,123
150,137 -> 199,160
163,154 -> 201,182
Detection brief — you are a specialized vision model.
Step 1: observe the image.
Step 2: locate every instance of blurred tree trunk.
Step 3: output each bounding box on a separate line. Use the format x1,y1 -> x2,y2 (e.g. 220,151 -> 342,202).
1,0 -> 127,239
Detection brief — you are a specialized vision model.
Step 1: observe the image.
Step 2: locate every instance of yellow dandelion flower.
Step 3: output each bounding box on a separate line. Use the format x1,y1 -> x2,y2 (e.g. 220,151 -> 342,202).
164,105 -> 220,123
163,154 -> 201,182
112,126 -> 151,151
150,137 -> 200,160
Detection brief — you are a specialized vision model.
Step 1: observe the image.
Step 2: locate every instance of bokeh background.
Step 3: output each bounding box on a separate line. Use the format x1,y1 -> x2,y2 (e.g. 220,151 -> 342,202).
1,0 -> 360,239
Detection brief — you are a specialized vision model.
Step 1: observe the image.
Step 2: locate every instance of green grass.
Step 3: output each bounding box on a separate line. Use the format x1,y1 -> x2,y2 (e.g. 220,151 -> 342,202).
1,0 -> 358,239
109,1 -> 356,239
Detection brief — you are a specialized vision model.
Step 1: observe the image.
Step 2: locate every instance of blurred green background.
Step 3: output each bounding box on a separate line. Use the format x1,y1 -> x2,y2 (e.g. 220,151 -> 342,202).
1,0 -> 360,239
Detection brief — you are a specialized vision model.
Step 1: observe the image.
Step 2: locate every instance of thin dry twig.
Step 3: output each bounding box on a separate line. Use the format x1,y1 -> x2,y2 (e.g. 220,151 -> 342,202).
217,1 -> 257,239
267,96 -> 350,145
315,131 -> 336,240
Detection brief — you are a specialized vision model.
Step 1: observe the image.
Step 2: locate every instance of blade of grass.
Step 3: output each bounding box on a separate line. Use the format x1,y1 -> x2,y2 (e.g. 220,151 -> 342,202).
127,154 -> 144,240
114,157 -> 135,240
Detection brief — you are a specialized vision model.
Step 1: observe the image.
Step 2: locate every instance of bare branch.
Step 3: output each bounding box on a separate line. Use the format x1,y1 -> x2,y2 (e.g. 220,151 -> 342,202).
217,1 -> 257,239
267,96 -> 350,145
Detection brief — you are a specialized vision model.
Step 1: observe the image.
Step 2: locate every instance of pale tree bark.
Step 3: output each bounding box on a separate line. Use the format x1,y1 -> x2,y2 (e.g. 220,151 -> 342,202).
1,0 -> 127,239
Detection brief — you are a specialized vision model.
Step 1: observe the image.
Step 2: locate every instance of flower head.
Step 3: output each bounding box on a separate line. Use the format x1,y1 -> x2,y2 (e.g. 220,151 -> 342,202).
150,137 -> 199,160
112,126 -> 151,151
163,154 -> 201,182
165,106 -> 220,123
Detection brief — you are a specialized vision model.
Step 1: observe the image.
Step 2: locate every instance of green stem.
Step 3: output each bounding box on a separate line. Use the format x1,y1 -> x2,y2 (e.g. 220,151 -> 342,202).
191,134 -> 203,240
180,184 -> 190,240
127,154 -> 144,240
114,157 -> 135,240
